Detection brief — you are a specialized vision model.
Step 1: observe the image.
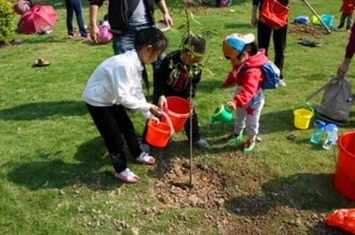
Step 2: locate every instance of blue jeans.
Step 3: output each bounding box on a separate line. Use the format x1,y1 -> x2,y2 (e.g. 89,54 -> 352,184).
64,0 -> 87,37
112,25 -> 165,71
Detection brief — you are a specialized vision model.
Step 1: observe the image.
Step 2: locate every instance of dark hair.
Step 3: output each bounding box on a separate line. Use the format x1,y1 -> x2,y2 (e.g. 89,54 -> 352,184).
183,35 -> 206,54
237,41 -> 259,60
134,28 -> 168,53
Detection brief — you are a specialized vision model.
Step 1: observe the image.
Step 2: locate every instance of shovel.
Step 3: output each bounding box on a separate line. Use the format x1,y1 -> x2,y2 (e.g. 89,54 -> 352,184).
301,0 -> 332,34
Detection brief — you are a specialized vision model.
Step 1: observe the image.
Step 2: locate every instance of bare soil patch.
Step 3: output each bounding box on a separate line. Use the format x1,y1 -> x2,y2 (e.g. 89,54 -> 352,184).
288,24 -> 327,39
154,158 -> 235,208
151,153 -> 353,234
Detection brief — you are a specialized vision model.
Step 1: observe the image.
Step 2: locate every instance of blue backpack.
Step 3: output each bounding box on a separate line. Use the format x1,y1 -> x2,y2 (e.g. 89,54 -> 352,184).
240,60 -> 280,89
260,60 -> 281,89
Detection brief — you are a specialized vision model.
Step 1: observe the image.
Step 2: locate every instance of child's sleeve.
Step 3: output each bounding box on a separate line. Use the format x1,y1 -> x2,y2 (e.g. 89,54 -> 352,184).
232,69 -> 262,108
153,56 -> 171,97
190,70 -> 202,98
223,71 -> 235,87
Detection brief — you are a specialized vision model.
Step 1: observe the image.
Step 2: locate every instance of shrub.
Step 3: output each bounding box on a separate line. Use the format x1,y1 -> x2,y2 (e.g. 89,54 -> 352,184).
0,0 -> 15,43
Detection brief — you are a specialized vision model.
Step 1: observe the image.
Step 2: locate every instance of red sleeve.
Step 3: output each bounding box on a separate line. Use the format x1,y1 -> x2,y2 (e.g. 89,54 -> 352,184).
223,65 -> 240,87
345,24 -> 355,59
223,70 -> 235,87
232,68 -> 263,107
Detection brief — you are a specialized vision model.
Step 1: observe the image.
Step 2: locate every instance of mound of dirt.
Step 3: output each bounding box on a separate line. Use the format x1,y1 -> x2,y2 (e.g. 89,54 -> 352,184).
154,158 -> 236,208
288,24 -> 327,39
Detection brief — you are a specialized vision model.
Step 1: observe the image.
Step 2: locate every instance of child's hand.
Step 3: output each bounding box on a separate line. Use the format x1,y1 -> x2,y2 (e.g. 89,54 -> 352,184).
158,95 -> 167,108
226,101 -> 236,111
149,104 -> 162,117
149,115 -> 160,123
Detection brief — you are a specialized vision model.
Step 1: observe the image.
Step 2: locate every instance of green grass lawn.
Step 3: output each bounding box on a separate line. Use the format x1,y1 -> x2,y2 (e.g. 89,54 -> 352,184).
1,0 -> 355,234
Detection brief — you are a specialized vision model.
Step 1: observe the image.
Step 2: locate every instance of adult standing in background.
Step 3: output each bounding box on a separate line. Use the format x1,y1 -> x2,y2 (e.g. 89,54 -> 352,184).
88,0 -> 173,55
337,23 -> 355,78
65,0 -> 89,39
251,0 -> 288,87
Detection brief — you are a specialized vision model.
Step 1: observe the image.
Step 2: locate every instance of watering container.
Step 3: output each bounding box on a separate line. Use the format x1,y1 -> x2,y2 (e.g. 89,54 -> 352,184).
323,124 -> 338,150
210,105 -> 233,123
310,120 -> 325,144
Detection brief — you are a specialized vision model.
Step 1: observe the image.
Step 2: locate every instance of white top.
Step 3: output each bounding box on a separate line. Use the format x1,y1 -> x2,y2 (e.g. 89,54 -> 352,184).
82,50 -> 151,118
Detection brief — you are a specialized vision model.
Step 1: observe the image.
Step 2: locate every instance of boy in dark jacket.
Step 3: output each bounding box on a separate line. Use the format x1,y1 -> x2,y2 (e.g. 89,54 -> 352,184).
141,35 -> 209,153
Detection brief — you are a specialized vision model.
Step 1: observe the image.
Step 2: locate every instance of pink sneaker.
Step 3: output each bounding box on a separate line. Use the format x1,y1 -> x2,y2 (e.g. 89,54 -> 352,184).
114,168 -> 140,183
135,152 -> 156,165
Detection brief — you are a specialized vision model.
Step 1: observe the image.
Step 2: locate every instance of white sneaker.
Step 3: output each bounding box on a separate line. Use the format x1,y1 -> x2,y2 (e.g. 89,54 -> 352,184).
135,152 -> 156,165
114,168 -> 140,183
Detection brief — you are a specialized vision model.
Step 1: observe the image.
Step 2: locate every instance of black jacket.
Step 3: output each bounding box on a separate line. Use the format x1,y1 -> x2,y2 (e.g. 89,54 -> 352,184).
154,50 -> 202,99
89,0 -> 162,34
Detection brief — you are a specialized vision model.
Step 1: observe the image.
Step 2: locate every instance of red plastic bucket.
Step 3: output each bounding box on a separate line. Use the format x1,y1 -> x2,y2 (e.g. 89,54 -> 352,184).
146,112 -> 174,148
162,96 -> 191,133
333,131 -> 355,201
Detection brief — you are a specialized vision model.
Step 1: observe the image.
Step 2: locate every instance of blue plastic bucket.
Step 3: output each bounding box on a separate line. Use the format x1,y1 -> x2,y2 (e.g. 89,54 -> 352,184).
321,14 -> 334,27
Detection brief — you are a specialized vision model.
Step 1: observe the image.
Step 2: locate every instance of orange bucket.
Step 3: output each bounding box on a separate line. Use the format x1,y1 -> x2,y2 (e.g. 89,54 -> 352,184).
333,131 -> 355,201
146,112 -> 174,148
162,96 -> 191,133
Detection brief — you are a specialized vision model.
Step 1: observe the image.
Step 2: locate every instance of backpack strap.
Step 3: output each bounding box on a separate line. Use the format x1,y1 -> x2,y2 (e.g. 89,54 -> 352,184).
306,79 -> 333,102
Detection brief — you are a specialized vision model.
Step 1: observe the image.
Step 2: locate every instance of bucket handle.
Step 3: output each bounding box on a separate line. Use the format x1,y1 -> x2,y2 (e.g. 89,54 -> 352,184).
160,111 -> 175,136
163,106 -> 192,118
293,101 -> 315,117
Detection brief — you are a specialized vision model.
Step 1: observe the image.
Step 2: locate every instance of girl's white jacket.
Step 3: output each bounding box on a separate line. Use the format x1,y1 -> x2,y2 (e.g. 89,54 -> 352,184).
82,50 -> 151,118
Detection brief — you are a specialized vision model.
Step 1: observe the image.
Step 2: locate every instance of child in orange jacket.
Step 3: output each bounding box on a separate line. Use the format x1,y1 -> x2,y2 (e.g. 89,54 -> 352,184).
337,0 -> 355,31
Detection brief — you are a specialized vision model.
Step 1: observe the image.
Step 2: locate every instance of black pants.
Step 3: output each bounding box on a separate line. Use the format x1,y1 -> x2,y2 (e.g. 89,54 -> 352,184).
142,94 -> 201,147
257,21 -> 287,77
86,103 -> 141,173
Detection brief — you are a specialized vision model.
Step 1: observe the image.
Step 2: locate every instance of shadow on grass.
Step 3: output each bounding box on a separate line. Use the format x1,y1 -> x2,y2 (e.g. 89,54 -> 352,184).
20,34 -> 68,44
225,173 -> 355,216
0,101 -> 87,121
260,108 -> 297,133
224,23 -> 254,30
6,137 -> 122,191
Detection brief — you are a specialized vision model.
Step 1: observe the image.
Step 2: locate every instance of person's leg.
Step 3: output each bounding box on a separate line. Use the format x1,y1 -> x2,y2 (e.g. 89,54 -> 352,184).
64,0 -> 74,37
338,13 -> 346,29
71,0 -> 87,37
226,106 -> 247,144
273,24 -> 287,72
244,90 -> 265,153
112,105 -> 155,165
257,21 -> 272,56
184,106 -> 208,148
85,104 -> 128,173
273,24 -> 288,81
112,105 -> 141,159
346,14 -> 353,31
